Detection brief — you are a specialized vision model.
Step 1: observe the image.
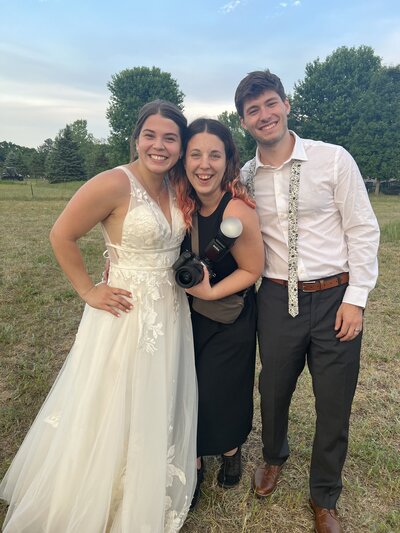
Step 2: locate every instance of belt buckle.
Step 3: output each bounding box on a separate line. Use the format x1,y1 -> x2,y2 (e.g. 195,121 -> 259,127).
301,280 -> 318,292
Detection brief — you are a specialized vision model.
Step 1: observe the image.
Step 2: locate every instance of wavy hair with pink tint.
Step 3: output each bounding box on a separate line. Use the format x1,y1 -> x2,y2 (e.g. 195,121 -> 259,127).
170,118 -> 255,229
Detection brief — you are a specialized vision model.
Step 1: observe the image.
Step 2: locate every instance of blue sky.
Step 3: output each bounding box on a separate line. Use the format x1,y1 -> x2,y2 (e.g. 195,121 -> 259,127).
1,0 -> 399,148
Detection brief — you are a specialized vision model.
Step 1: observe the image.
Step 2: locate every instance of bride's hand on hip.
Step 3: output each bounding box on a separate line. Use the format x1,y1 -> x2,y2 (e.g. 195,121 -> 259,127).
83,283 -> 133,316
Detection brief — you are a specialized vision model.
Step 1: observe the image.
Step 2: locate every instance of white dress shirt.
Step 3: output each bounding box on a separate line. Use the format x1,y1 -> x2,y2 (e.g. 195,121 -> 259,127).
241,132 -> 380,308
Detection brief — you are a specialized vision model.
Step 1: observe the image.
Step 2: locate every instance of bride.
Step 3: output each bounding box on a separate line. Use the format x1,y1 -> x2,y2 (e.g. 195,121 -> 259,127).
0,100 -> 197,533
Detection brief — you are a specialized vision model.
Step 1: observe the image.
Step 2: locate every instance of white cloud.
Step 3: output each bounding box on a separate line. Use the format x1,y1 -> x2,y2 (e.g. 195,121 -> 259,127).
0,79 -> 109,146
184,98 -> 236,122
376,30 -> 400,66
221,1 -> 241,14
279,1 -> 301,7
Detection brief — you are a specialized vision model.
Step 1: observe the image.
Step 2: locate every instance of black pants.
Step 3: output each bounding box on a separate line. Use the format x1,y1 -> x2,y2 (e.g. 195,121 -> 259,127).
257,278 -> 362,508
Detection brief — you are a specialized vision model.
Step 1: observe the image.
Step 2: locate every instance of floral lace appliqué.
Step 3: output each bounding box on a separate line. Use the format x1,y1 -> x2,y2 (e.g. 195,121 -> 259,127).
164,502 -> 191,533
166,445 -> 186,487
140,306 -> 164,355
164,445 -> 190,532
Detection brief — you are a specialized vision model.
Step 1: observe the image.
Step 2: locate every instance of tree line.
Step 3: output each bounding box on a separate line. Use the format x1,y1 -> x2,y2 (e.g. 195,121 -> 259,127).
1,47 -> 399,186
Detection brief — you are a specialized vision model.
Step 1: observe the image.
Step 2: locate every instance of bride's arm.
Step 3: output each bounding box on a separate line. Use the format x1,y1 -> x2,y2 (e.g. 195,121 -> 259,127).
50,169 -> 133,316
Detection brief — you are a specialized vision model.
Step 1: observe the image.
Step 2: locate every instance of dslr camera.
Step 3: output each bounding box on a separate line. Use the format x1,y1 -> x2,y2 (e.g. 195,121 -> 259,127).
173,217 -> 243,288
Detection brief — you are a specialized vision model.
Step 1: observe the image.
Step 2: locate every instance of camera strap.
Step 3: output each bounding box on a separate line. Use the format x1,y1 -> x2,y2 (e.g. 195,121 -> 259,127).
190,210 -> 249,299
190,210 -> 248,324
191,212 -> 200,256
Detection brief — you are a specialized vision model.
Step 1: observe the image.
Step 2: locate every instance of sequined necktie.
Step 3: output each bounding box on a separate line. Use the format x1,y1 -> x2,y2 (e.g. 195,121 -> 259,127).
244,157 -> 256,199
244,156 -> 301,316
288,161 -> 301,317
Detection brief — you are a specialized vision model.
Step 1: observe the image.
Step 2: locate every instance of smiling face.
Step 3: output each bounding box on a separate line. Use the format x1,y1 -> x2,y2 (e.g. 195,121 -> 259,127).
184,132 -> 227,203
135,113 -> 182,175
240,89 -> 291,148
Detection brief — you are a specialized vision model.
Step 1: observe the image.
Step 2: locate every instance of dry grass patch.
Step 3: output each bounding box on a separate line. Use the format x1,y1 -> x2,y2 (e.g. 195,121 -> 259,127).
1,189 -> 399,532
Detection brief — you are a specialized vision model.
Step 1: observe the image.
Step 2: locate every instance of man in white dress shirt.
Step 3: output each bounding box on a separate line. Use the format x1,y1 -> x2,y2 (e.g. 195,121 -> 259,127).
235,70 -> 379,533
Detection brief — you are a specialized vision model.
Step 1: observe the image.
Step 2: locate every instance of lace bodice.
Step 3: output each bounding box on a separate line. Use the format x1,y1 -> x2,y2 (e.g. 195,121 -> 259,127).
102,166 -> 186,271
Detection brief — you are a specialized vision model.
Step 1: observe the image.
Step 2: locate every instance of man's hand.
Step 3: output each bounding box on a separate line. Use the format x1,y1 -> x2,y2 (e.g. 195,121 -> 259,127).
83,282 -> 133,317
334,302 -> 363,342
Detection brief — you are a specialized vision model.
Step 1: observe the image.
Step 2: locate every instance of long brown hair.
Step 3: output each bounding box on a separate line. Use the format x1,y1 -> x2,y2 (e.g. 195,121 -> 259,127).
171,118 -> 255,228
129,100 -> 187,173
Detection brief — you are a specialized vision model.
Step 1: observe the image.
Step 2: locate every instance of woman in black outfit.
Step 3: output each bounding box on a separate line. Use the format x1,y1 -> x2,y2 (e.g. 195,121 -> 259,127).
172,119 -> 264,505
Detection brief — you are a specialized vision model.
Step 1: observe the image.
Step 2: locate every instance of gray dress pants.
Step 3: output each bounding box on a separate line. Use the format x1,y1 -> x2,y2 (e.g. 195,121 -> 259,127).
257,277 -> 362,509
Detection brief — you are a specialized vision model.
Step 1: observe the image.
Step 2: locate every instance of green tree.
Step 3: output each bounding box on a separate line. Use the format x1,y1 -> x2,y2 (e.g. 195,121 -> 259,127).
218,111 -> 256,165
46,125 -> 86,183
38,138 -> 54,155
106,66 -> 185,165
289,46 -> 382,147
29,151 -> 46,179
69,119 -> 94,147
0,141 -> 16,172
0,142 -> 35,177
85,141 -> 110,177
4,150 -> 27,178
20,147 -> 38,178
348,66 -> 400,191
69,119 -> 96,179
36,139 -> 54,179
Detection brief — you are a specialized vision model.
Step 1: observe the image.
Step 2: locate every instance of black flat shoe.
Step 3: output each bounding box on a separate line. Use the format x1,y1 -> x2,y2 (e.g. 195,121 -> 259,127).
217,447 -> 242,488
190,458 -> 205,510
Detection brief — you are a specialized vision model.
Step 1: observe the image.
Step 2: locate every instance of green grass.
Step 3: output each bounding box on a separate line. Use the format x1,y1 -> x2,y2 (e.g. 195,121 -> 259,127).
0,178 -> 84,200
380,220 -> 400,243
0,190 -> 399,532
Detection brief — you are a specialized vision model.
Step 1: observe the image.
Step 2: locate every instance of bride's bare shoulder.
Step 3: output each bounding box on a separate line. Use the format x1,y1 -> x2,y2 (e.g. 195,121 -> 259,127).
82,166 -> 131,198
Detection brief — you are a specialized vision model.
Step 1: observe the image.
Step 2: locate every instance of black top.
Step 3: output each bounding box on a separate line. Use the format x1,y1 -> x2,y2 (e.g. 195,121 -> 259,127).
181,192 -> 238,285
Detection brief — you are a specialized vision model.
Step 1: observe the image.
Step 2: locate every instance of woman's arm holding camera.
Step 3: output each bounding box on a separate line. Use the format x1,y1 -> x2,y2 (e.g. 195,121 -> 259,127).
185,199 -> 264,301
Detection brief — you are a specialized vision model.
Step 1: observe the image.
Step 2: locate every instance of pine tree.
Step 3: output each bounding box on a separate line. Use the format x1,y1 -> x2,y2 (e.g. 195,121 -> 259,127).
46,125 -> 86,183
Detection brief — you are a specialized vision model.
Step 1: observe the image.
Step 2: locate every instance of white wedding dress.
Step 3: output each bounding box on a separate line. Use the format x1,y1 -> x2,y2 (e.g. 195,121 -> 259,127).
0,166 -> 197,533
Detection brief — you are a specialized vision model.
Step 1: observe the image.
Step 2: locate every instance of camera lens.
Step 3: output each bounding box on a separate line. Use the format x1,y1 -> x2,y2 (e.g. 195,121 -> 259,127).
177,270 -> 194,287
175,262 -> 204,288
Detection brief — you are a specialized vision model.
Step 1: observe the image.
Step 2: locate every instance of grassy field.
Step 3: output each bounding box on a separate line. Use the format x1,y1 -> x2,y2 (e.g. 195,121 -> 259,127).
0,181 -> 399,532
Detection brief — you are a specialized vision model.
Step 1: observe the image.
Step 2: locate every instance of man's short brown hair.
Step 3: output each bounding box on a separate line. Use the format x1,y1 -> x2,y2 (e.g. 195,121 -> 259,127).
235,70 -> 287,117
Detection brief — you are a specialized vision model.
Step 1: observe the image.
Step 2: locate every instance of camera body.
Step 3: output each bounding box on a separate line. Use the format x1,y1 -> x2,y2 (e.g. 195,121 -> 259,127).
172,251 -> 213,288
173,217 -> 243,289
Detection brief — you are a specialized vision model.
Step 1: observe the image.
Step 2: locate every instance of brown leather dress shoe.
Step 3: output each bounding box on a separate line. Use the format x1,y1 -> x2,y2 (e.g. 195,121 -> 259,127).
310,498 -> 343,533
252,463 -> 283,497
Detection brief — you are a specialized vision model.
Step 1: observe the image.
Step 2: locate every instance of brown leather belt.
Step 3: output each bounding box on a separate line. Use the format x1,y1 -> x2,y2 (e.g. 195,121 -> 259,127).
267,272 -> 349,292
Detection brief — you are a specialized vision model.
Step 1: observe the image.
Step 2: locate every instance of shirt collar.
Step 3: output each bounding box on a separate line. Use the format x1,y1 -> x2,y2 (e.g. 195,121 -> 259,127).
254,131 -> 308,170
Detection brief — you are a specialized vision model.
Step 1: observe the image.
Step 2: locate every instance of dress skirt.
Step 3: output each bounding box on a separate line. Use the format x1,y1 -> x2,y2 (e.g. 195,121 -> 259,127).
191,288 -> 257,456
